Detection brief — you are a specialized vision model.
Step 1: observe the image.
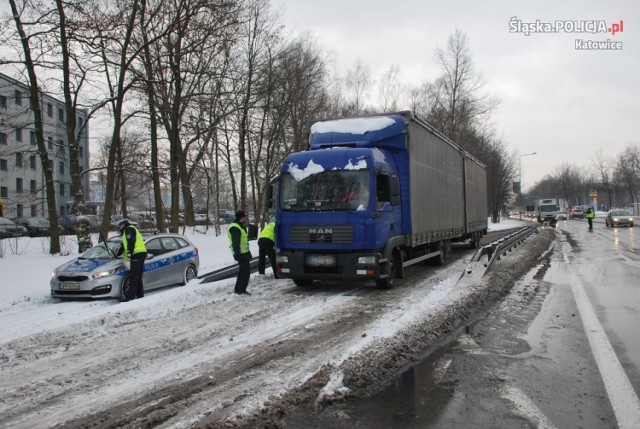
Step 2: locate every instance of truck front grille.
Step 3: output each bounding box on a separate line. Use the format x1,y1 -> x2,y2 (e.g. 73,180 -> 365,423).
290,224 -> 354,244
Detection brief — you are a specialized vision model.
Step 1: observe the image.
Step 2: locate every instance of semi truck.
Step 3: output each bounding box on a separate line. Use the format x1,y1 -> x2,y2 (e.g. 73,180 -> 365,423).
271,111 -> 488,288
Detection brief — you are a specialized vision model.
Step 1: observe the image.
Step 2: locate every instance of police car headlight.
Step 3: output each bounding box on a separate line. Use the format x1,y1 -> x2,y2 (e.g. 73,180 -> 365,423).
358,256 -> 377,264
93,267 -> 118,280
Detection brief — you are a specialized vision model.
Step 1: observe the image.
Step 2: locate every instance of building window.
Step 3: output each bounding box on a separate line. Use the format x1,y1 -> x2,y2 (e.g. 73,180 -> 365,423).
0,95 -> 6,108
31,205 -> 38,216
0,186 -> 7,198
48,136 -> 53,150
58,107 -> 64,122
30,130 -> 36,145
16,204 -> 23,217
59,183 -> 65,196
30,155 -> 36,169
79,146 -> 84,158
15,152 -> 23,168
47,159 -> 53,171
0,132 -> 6,145
15,90 -> 22,106
59,161 -> 65,175
58,139 -> 64,149
30,180 -> 37,194
47,103 -> 53,117
15,128 -> 22,142
16,178 -> 23,193
0,159 -> 7,171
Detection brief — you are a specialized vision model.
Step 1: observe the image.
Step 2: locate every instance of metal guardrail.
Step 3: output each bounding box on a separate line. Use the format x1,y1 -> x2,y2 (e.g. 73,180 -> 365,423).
471,226 -> 538,273
198,257 -> 260,283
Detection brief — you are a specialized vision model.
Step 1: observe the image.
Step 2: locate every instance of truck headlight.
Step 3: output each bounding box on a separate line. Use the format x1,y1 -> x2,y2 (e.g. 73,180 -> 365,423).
358,256 -> 377,264
277,255 -> 288,264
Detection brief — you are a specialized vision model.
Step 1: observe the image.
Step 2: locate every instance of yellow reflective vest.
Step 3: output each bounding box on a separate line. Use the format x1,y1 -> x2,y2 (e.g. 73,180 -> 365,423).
259,222 -> 275,242
228,222 -> 249,256
122,225 -> 147,258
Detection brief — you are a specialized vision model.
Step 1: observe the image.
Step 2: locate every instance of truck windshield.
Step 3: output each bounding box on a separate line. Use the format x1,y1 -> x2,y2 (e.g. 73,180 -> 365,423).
539,205 -> 558,212
280,170 -> 370,212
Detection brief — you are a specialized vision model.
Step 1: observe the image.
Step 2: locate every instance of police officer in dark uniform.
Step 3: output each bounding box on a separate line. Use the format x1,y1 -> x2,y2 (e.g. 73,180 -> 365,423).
118,219 -> 147,301
228,210 -> 252,295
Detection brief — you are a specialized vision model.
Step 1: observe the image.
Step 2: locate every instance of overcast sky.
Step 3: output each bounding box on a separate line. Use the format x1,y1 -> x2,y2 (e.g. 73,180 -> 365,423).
275,0 -> 639,190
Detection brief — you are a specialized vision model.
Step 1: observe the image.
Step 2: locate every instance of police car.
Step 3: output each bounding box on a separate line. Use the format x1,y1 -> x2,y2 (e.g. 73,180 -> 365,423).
50,233 -> 199,301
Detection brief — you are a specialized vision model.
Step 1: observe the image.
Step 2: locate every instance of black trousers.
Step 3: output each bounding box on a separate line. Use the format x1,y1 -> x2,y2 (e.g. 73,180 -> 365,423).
588,218 -> 593,229
258,237 -> 277,277
128,252 -> 147,299
235,252 -> 251,293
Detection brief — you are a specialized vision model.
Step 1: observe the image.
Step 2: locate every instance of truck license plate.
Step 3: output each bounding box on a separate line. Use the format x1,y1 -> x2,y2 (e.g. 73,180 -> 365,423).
305,254 -> 337,267
59,283 -> 80,290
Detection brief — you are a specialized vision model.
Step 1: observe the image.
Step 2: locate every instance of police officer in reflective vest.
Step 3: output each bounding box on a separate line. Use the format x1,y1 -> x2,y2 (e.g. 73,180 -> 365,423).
118,219 -> 147,301
585,207 -> 595,230
258,220 -> 278,278
228,210 -> 252,295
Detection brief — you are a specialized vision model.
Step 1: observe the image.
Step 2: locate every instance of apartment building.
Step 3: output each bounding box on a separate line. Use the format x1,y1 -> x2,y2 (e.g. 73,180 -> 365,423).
0,71 -> 89,219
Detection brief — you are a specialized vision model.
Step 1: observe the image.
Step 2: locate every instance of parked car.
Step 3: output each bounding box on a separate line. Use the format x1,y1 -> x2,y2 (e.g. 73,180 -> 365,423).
59,215 -> 77,234
12,216 -> 64,237
0,217 -> 27,239
605,209 -> 634,228
50,233 -> 200,300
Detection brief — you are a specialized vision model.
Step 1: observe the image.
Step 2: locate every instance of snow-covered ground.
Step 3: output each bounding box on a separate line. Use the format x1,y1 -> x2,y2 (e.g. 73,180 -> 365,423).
0,217 -> 528,336
0,217 -> 539,428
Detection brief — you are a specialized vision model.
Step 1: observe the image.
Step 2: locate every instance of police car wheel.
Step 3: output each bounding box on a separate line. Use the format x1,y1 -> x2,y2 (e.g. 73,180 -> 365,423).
182,265 -> 197,285
119,277 -> 130,302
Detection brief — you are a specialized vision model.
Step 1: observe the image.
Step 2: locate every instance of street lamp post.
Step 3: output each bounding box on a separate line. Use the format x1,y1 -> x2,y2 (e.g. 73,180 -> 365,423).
519,152 -> 537,219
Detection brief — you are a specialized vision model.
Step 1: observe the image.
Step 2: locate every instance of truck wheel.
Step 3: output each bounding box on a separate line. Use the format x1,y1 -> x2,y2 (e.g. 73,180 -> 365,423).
469,231 -> 480,249
294,279 -> 313,287
432,241 -> 446,266
394,250 -> 404,279
376,259 -> 396,289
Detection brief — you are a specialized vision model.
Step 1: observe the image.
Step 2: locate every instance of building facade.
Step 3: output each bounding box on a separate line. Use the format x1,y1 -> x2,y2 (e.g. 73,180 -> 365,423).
0,71 -> 89,219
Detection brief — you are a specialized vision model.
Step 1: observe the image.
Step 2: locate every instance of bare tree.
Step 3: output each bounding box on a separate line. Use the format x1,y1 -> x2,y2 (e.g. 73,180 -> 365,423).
344,58 -> 371,114
377,64 -> 402,112
592,149 -> 615,208
6,0 -> 61,253
431,29 -> 497,148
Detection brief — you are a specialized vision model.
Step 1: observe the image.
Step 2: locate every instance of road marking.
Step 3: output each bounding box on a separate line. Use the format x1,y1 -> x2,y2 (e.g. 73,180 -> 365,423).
501,386 -> 557,429
563,251 -> 640,428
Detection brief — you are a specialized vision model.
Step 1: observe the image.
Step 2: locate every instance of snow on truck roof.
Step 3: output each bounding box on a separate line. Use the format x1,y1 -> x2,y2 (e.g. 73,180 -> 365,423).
310,116 -> 398,135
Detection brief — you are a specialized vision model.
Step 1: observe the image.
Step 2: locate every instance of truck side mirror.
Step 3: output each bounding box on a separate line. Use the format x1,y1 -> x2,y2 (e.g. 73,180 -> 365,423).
247,224 -> 258,241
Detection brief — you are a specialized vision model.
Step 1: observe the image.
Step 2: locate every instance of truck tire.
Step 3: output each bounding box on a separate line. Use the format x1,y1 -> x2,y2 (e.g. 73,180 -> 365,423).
376,258 -> 396,289
469,231 -> 481,249
431,241 -> 446,266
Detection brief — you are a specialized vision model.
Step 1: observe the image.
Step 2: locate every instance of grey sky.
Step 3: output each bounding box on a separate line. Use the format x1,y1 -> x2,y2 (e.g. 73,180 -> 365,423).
276,0 -> 639,190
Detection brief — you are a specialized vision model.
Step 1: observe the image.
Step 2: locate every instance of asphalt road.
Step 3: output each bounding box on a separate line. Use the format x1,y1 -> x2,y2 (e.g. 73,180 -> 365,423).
283,218 -> 640,428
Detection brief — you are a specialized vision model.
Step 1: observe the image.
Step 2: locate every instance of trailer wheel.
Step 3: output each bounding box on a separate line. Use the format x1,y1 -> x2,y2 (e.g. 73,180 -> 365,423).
431,241 -> 446,266
469,231 -> 481,249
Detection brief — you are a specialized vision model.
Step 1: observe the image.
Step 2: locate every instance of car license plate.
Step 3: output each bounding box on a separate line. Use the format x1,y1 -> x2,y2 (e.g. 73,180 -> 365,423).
59,282 -> 80,290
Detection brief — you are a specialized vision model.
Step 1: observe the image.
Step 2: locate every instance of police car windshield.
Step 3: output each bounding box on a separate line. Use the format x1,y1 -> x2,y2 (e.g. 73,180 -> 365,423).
80,241 -> 123,260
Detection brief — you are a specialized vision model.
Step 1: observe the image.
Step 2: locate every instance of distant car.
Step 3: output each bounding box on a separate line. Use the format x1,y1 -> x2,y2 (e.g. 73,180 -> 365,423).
12,216 -> 63,237
605,209 -> 634,228
571,206 -> 585,219
59,215 -> 77,234
0,217 -> 27,239
50,233 -> 200,300
556,212 -> 567,221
